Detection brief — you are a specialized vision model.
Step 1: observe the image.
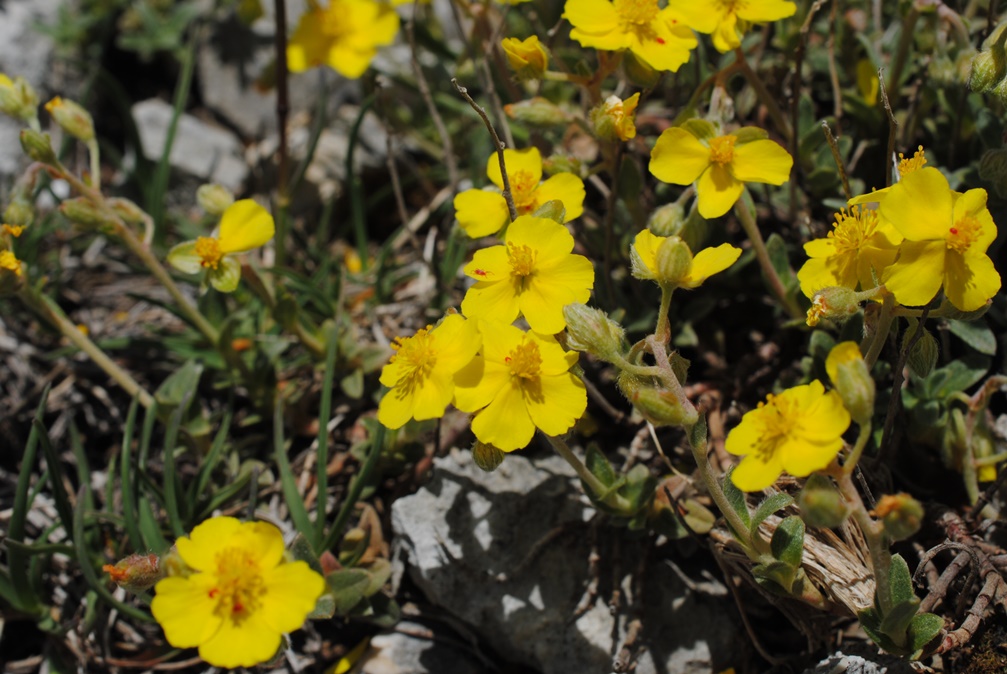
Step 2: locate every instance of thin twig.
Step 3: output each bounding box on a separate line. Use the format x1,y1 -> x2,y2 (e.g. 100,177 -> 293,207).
877,68 -> 899,187
821,121 -> 851,199
826,0 -> 843,135
273,0 -> 290,265
451,78 -> 518,221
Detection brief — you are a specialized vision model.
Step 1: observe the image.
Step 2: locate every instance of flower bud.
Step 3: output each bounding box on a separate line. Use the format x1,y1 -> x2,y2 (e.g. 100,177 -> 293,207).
0,250 -> 24,278
504,97 -> 570,126
501,36 -> 548,81
19,129 -> 57,164
472,440 -> 505,472
196,183 -> 235,216
874,493 -> 924,541
971,21 -> 1007,94
806,286 -> 860,327
0,74 -> 39,122
532,199 -> 566,223
542,154 -> 581,176
590,93 -> 640,142
4,198 -> 35,228
621,50 -> 660,88
564,302 -> 625,362
904,327 -> 939,378
655,236 -> 693,286
825,341 -> 875,425
103,553 -> 164,593
45,97 -> 95,143
107,198 -> 148,225
618,372 -> 697,428
61,197 -> 111,230
797,474 -> 849,528
647,202 -> 686,238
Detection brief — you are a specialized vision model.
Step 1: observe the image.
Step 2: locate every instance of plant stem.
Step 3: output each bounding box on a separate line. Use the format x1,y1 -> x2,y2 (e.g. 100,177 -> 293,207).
836,466 -> 892,613
734,48 -> 793,142
20,288 -> 155,409
547,435 -> 634,513
86,139 -> 101,191
733,199 -> 803,320
843,421 -> 873,477
654,285 -> 674,344
273,0 -> 290,267
686,421 -> 754,551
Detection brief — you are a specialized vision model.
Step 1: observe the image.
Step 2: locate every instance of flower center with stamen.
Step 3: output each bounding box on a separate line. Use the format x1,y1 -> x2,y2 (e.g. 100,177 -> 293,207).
0,250 -> 22,277
208,546 -> 265,625
708,135 -> 737,165
389,327 -> 436,395
947,214 -> 981,254
195,237 -> 223,269
751,393 -> 798,461
505,340 -> 542,380
510,170 -> 539,213
828,206 -> 878,255
897,145 -> 927,177
320,3 -> 352,41
614,0 -> 659,24
508,243 -> 536,277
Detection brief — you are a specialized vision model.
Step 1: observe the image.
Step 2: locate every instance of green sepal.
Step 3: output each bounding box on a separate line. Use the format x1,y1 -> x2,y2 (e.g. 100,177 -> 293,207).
208,256 -> 241,293
679,118 -> 717,141
166,239 -> 202,274
770,515 -> 806,569
533,200 -> 566,224
733,126 -> 770,144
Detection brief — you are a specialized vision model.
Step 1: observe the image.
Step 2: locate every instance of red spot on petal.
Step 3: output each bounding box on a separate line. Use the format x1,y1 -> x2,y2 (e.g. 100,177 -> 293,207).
949,227 -> 958,234
473,268 -> 488,276
208,588 -> 219,598
233,602 -> 244,613
656,37 -> 666,44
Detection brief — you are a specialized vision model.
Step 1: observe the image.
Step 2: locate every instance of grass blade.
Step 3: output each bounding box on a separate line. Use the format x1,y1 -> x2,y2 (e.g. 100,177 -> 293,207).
120,397 -> 145,552
161,404 -> 187,538
8,390 -> 50,612
315,320 -> 340,542
34,419 -> 75,543
273,403 -> 314,544
322,422 -> 386,553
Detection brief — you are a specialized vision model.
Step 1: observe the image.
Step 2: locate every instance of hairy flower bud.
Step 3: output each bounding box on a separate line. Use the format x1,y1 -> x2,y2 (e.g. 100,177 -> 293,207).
4,197 -> 35,228
61,197 -> 111,230
874,493 -> 924,541
655,236 -> 693,286
45,97 -> 95,143
825,341 -> 875,425
647,202 -> 686,238
103,553 -> 164,593
618,372 -> 697,428
197,183 -> 235,216
107,198 -> 148,225
0,74 -> 39,122
564,302 -> 625,362
19,129 -> 57,164
797,474 -> 849,528
504,97 -> 570,126
806,286 -> 860,327
971,20 -> 1007,96
501,36 -> 548,80
472,440 -> 505,472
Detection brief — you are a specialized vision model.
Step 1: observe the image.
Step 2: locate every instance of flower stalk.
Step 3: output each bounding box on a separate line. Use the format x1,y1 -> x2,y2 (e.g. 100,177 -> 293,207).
733,197 -> 803,320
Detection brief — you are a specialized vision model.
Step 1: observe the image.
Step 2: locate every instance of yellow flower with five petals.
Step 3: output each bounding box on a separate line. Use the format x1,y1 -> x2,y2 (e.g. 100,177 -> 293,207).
454,322 -> 587,452
461,215 -> 595,334
630,230 -> 741,288
669,0 -> 797,53
167,200 -> 274,293
151,517 -> 324,669
649,125 -> 793,219
877,167 -> 1001,311
564,0 -> 697,72
454,147 -> 585,238
726,380 -> 850,492
377,314 -> 481,429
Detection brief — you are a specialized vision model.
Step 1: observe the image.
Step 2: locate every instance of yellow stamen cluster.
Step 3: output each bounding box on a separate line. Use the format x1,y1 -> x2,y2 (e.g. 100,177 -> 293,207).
195,236 -> 223,269
708,135 -> 737,165
510,170 -> 540,213
752,393 -> 797,461
389,327 -> 436,394
828,206 -> 879,255
209,547 -> 265,624
897,145 -> 927,177
2,224 -> 24,237
0,250 -> 22,276
508,243 -> 537,277
947,214 -> 981,254
614,0 -> 660,24
506,340 -> 542,380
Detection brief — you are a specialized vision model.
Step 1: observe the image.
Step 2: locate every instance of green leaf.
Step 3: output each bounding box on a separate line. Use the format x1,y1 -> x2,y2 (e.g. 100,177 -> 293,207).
858,607 -> 904,654
327,569 -> 370,615
8,392 -> 49,614
752,560 -> 797,594
363,559 -> 393,597
948,318 -> 997,355
363,593 -> 401,628
880,598 -> 921,641
721,466 -> 751,531
888,553 -> 916,605
908,612 -> 945,655
733,127 -> 770,144
585,445 -> 618,487
289,534 -> 324,575
120,397 -> 145,552
154,360 -> 202,413
273,404 -> 315,547
765,233 -> 796,291
750,492 -> 794,535
307,593 -> 336,620
770,515 -> 806,569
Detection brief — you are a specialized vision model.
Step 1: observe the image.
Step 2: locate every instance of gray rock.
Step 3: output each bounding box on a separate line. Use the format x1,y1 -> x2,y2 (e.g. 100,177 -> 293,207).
131,98 -> 248,191
391,450 -> 740,674
356,620 -> 485,674
0,0 -> 61,178
802,650 -> 918,674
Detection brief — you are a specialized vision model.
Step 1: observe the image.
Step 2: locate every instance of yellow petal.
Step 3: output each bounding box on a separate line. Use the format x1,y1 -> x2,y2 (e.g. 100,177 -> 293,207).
878,168 -> 951,241
731,139 -> 793,185
533,173 -> 586,221
525,372 -> 587,436
778,435 -> 844,477
287,9 -> 328,72
487,147 -> 542,191
666,0 -> 719,33
377,388 -> 416,429
711,11 -> 741,52
696,164 -> 743,219
952,188 -> 998,252
681,244 -> 741,288
454,189 -> 509,238
198,612 -> 282,669
627,13 -> 696,72
470,378 -> 537,451
799,388 -> 851,441
735,0 -> 797,22
462,271 -> 522,326
151,575 -> 222,647
631,230 -> 663,279
649,127 -> 710,186
944,251 -> 1001,312
731,453 -> 783,492
797,257 -> 841,298
453,355 -> 502,413
882,240 -> 946,307
521,254 -> 595,333
565,0 -> 629,51
231,521 -> 285,570
463,245 -> 511,280
258,561 -> 325,633
217,200 -> 274,254
506,215 -> 574,261
176,517 -> 242,571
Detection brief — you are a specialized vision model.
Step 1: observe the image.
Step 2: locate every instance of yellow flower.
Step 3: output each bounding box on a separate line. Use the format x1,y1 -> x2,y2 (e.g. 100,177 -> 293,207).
2,224 -> 25,237
592,93 -> 640,141
0,250 -> 23,277
649,125 -> 793,219
454,323 -> 587,451
669,0 -> 797,53
564,0 -> 697,72
878,167 -> 1001,311
726,380 -> 851,492
501,36 -> 548,80
461,215 -> 595,334
453,148 -> 585,238
630,230 -> 741,288
167,200 -> 275,293
377,314 -> 481,429
796,205 -> 902,298
848,146 -> 928,206
287,0 -> 398,79
151,517 -> 324,669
